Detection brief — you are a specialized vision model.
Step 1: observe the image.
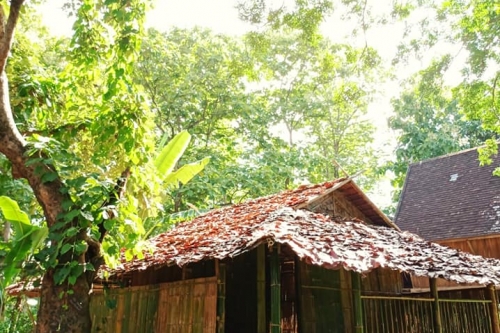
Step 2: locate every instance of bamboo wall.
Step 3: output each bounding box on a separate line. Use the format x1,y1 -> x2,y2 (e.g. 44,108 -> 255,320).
297,261 -> 345,333
362,268 -> 403,295
91,283 -> 159,332
225,250 -> 258,333
90,277 -> 217,333
126,260 -> 216,287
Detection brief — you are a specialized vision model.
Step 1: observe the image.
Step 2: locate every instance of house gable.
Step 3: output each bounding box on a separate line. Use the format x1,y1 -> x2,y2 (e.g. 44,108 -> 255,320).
395,147 -> 500,241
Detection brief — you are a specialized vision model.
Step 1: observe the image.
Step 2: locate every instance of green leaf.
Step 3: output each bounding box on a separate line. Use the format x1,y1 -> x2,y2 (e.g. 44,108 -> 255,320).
80,210 -> 94,222
74,241 -> 87,254
103,219 -> 115,231
41,172 -> 58,183
0,196 -> 30,225
154,131 -> 191,178
65,227 -> 78,237
60,243 -> 72,255
0,196 -> 48,287
164,157 -> 210,187
54,265 -> 71,285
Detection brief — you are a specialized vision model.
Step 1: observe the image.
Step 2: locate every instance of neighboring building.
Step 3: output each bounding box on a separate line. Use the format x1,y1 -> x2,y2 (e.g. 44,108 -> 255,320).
395,148 -> 500,257
91,178 -> 500,333
395,147 -> 500,290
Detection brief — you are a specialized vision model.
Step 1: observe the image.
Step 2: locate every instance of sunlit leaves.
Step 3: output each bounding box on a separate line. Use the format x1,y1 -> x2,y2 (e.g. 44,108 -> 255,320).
386,55 -> 496,205
0,196 -> 48,290
396,0 -> 500,175
155,131 -> 191,177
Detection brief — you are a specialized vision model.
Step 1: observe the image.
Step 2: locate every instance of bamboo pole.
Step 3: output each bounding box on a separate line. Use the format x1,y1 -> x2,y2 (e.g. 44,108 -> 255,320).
257,245 -> 266,333
270,244 -> 281,333
429,278 -> 443,333
351,272 -> 364,333
340,270 -> 353,333
216,259 -> 226,333
487,284 -> 500,333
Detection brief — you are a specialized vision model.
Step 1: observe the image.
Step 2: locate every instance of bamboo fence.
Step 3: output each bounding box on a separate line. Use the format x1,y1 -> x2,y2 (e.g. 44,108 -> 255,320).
362,295 -> 493,333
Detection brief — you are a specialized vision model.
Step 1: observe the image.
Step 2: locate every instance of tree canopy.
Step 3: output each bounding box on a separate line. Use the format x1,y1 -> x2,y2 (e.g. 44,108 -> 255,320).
0,0 -> 500,332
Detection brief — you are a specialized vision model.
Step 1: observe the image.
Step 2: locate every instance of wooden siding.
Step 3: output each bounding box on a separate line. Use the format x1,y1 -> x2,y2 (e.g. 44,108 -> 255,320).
438,236 -> 500,259
91,277 -> 216,333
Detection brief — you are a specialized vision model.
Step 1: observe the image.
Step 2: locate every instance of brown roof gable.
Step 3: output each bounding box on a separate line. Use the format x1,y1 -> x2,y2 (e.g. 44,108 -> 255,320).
395,147 -> 500,241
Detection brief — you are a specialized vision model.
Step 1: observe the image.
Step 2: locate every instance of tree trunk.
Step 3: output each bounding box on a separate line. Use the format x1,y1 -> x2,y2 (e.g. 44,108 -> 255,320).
36,271 -> 92,333
0,3 -> 98,331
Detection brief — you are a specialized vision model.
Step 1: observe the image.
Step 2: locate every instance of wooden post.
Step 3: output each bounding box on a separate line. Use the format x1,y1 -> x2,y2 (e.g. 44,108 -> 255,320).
257,245 -> 266,333
487,284 -> 500,333
430,278 -> 442,333
351,272 -> 364,333
216,259 -> 226,333
270,243 -> 281,333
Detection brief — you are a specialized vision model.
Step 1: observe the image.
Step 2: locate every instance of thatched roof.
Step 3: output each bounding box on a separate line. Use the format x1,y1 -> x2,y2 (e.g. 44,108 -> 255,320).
109,179 -> 500,286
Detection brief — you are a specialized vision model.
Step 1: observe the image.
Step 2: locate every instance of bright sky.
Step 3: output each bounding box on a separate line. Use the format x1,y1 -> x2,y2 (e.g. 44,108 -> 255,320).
38,0 -> 436,209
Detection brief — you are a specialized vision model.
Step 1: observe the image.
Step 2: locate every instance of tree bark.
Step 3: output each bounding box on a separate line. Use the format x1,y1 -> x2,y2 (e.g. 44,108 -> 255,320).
0,2 -> 96,332
36,272 -> 92,333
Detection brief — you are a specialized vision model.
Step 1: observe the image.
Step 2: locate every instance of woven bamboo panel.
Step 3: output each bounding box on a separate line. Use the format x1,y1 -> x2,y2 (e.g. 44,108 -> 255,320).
155,277 -> 217,333
298,261 -> 344,333
91,284 -> 159,333
91,277 -> 216,333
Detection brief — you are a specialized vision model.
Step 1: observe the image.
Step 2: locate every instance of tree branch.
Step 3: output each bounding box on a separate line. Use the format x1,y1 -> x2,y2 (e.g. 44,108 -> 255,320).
0,0 -> 25,73
98,167 -> 131,243
85,167 -> 131,284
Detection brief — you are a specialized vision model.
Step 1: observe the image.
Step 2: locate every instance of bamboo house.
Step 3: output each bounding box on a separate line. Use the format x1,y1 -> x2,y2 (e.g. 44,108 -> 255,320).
91,178 -> 500,333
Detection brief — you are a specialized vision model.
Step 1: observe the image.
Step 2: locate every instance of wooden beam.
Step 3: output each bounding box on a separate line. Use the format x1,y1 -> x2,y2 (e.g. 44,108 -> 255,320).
270,244 -> 281,333
438,234 -> 500,243
351,272 -> 364,333
429,278 -> 443,333
487,284 -> 500,333
466,240 -> 475,254
295,178 -> 352,209
257,245 -> 266,333
216,259 -> 226,333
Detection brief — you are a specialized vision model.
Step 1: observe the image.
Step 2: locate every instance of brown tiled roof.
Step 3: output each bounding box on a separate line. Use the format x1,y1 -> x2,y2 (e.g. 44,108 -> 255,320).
395,147 -> 500,241
109,180 -> 500,286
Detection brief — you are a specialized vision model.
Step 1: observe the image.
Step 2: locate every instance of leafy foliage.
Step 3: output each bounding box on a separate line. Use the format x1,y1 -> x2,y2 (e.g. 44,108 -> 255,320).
393,0 -> 500,178
386,56 -> 495,205
0,196 -> 47,290
134,26 -> 385,216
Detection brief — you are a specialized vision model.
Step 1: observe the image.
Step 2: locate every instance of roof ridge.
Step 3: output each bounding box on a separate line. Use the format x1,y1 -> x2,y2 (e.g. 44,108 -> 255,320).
409,141 -> 500,167
409,146 -> 480,166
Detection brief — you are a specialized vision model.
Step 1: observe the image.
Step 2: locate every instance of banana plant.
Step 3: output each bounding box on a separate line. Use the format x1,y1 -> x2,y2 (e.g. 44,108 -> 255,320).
141,131 -> 210,238
155,130 -> 210,188
0,196 -> 48,306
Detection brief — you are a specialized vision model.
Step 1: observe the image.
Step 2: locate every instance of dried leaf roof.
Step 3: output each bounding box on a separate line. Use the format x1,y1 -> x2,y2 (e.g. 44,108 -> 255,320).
111,179 -> 500,286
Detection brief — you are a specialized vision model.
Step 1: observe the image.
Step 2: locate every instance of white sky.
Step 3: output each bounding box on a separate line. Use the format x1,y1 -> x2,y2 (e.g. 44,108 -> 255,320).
37,0 -> 450,209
